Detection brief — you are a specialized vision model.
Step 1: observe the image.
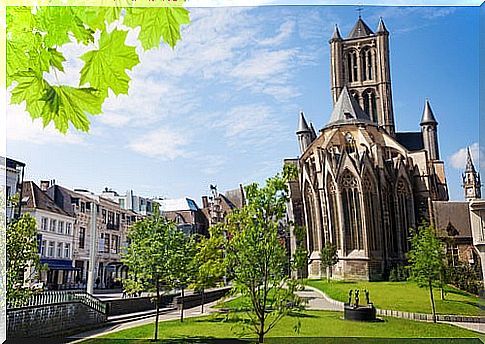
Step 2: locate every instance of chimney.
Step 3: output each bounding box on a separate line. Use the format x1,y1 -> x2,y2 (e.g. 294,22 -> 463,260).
40,180 -> 50,191
202,196 -> 209,208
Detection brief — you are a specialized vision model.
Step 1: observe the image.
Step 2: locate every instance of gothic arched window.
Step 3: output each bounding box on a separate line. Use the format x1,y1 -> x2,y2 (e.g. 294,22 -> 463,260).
340,170 -> 363,252
346,50 -> 358,82
363,89 -> 378,122
361,47 -> 374,81
396,179 -> 414,253
304,184 -> 316,252
363,175 -> 380,251
327,178 -> 340,250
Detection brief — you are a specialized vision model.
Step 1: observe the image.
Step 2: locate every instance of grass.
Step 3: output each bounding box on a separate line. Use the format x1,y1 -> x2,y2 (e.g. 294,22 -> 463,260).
80,310 -> 484,344
306,280 -> 484,316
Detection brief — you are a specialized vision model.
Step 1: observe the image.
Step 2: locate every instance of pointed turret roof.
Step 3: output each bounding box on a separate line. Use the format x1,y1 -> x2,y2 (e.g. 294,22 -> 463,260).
420,99 -> 438,125
348,17 -> 374,38
330,24 -> 342,41
465,147 -> 477,173
297,111 -> 311,133
310,123 -> 317,139
376,17 -> 389,34
327,86 -> 371,126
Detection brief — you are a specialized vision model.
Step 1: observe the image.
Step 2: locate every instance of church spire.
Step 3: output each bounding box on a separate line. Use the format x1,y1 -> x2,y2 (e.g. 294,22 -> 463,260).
348,17 -> 374,38
421,99 -> 438,125
330,24 -> 342,42
420,99 -> 440,160
463,146 -> 481,201
376,17 -> 389,35
296,111 -> 312,154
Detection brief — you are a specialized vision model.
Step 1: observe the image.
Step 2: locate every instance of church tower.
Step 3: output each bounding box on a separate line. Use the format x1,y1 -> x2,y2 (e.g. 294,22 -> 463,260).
420,99 -> 440,160
463,147 -> 481,201
329,17 -> 395,135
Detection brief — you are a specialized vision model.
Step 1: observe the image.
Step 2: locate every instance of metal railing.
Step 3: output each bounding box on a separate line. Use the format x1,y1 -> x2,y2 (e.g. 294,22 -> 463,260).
8,290 -> 107,314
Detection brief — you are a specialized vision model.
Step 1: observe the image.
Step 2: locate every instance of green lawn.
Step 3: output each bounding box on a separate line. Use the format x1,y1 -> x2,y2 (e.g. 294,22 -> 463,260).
80,310 -> 483,344
307,280 -> 484,316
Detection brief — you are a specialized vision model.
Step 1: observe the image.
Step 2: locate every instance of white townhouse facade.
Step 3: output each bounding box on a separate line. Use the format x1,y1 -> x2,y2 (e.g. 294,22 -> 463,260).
22,181 -> 76,289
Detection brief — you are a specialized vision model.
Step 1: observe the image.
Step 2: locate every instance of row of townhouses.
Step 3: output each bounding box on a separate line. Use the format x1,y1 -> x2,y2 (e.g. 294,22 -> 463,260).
3,157 -> 245,290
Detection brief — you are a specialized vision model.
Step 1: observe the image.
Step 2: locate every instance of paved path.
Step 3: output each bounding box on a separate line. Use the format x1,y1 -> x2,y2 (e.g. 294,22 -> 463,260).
68,300 -> 222,343
300,285 -> 484,335
296,286 -> 342,311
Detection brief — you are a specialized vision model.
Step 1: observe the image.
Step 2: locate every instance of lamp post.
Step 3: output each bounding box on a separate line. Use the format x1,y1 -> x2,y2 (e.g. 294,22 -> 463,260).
86,201 -> 98,295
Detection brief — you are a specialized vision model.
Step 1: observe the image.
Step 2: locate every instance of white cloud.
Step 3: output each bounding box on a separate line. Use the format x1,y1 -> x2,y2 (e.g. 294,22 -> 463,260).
258,20 -> 295,46
128,127 -> 189,160
7,103 -> 86,145
449,142 -> 484,171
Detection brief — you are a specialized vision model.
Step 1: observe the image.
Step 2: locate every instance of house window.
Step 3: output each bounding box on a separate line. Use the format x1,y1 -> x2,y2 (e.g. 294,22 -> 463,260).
57,243 -> 63,258
58,221 -> 64,234
111,235 -> 119,254
79,227 -> 86,249
102,209 -> 107,223
66,223 -> 72,235
50,219 -> 57,232
64,243 -> 71,258
447,243 -> 460,266
80,202 -> 85,213
105,234 -> 110,253
48,241 -> 55,257
41,217 -> 48,231
41,240 -> 47,256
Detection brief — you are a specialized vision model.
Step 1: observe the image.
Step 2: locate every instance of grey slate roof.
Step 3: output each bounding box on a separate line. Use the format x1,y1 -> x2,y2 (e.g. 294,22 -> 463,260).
433,201 -> 472,239
22,181 -> 72,217
395,132 -> 424,151
327,86 -> 371,126
376,17 -> 389,34
297,111 -> 311,133
330,24 -> 342,41
465,147 -> 476,173
348,18 -> 374,38
420,99 -> 438,125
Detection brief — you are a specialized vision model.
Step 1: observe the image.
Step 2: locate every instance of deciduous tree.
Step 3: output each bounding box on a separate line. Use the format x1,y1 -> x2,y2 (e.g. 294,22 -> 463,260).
320,243 -> 338,282
407,223 -> 446,323
223,165 -> 303,343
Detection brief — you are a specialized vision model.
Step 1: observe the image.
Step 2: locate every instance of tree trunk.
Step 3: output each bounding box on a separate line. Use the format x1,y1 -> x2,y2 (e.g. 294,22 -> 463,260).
326,266 -> 331,282
154,281 -> 160,341
180,287 -> 185,322
429,280 -> 436,323
440,287 -> 445,300
200,288 -> 205,314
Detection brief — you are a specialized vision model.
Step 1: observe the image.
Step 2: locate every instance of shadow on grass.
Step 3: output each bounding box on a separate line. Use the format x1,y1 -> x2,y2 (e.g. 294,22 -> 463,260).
68,337 -> 484,344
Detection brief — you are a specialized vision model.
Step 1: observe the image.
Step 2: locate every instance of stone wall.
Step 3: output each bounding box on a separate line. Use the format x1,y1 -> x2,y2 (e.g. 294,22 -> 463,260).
174,287 -> 231,309
7,302 -> 106,338
106,293 -> 179,316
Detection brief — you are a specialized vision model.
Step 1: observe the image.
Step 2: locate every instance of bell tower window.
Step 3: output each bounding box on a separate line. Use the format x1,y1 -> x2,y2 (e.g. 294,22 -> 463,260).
361,48 -> 374,81
346,50 -> 358,82
363,89 -> 378,122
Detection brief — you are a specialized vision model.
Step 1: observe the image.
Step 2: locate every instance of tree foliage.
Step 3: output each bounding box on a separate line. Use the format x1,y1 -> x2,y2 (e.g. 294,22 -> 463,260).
7,213 -> 43,307
192,224 -> 226,313
7,4 -> 190,133
122,210 -> 195,340
223,167 -> 303,343
320,242 -> 338,282
407,223 -> 446,322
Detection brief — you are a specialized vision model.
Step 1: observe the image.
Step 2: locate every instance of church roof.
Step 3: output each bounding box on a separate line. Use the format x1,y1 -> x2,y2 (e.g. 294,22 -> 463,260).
327,86 -> 371,126
420,99 -> 438,125
330,24 -> 342,41
348,17 -> 374,38
297,111 -> 311,133
465,147 -> 477,173
433,201 -> 472,240
376,17 -> 389,34
395,132 -> 424,151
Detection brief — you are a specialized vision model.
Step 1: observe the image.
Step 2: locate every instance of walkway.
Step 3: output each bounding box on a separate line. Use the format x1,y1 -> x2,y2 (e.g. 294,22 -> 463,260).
68,300 -> 222,343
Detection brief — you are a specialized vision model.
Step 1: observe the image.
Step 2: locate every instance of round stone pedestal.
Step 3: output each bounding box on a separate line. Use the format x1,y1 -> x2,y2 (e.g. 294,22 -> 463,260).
343,304 -> 377,321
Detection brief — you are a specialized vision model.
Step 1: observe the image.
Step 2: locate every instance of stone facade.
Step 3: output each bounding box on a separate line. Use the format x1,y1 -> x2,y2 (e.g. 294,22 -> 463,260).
289,17 -> 450,281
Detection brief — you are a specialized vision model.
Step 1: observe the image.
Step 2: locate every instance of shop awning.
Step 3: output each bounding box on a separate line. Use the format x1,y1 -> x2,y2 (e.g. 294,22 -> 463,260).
40,259 -> 78,270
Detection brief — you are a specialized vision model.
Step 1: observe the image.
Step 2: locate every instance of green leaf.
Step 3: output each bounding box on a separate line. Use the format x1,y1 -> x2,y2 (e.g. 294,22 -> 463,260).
71,7 -> 122,32
80,29 -> 140,98
6,41 -> 30,87
10,70 -> 48,119
37,7 -> 94,47
124,7 -> 190,50
41,85 -> 103,133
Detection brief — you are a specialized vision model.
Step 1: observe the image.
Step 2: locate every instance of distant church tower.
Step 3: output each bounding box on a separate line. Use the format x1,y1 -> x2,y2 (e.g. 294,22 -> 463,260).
463,147 -> 481,201
296,111 -> 312,153
329,17 -> 395,135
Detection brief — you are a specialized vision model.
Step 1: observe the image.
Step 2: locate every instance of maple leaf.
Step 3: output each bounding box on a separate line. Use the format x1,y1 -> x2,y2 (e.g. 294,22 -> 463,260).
80,29 -> 140,99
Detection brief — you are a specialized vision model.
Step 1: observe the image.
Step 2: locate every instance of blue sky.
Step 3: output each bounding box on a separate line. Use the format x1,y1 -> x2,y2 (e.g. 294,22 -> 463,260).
7,5 -> 481,202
